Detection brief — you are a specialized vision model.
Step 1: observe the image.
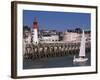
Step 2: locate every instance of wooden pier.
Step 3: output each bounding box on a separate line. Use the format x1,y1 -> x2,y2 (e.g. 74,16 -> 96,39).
23,42 -> 91,60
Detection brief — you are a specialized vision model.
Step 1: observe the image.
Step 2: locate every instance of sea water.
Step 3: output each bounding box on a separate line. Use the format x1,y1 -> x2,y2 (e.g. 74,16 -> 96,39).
23,52 -> 91,69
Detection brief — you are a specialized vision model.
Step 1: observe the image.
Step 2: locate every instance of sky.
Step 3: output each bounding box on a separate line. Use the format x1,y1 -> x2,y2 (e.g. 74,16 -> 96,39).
23,10 -> 91,32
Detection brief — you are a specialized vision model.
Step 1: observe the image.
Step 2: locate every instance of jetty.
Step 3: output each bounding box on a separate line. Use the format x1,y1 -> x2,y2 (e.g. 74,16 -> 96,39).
23,41 -> 91,60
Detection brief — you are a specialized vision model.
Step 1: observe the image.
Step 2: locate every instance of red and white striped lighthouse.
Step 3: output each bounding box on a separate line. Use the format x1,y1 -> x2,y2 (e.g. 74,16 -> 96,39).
32,17 -> 39,44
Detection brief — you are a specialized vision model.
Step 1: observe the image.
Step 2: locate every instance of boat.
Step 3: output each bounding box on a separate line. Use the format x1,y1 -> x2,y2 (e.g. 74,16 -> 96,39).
73,30 -> 88,63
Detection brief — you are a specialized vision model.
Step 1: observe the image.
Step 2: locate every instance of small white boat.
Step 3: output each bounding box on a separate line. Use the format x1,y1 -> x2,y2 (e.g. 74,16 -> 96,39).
73,56 -> 88,62
73,30 -> 88,63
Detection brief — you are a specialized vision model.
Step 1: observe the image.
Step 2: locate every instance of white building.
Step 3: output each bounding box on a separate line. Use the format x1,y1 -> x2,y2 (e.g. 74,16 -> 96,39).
40,35 -> 59,43
63,31 -> 81,43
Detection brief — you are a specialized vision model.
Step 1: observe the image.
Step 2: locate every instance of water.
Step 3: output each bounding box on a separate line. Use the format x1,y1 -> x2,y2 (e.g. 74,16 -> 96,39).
23,53 -> 91,69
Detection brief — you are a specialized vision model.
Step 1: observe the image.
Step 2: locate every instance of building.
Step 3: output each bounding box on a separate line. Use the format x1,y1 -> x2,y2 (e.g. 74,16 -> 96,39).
39,29 -> 59,43
63,31 -> 81,43
23,26 -> 32,44
40,35 -> 59,43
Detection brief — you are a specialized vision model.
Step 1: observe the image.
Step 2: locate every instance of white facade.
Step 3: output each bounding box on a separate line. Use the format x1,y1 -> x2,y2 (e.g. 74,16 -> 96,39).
40,35 -> 59,43
63,31 -> 81,43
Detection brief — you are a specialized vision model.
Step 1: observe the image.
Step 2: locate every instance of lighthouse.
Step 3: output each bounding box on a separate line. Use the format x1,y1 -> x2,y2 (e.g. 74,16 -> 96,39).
32,17 -> 39,45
